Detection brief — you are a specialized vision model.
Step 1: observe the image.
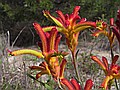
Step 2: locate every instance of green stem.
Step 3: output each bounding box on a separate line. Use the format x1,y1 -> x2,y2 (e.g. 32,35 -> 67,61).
57,79 -> 64,90
110,48 -> 114,59
71,52 -> 80,81
115,79 -> 119,90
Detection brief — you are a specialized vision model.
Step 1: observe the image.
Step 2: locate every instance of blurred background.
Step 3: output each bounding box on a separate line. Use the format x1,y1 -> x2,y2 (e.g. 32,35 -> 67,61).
0,0 -> 120,47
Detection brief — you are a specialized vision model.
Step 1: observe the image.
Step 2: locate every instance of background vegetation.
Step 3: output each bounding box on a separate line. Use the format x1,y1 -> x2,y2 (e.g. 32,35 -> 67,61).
0,0 -> 120,46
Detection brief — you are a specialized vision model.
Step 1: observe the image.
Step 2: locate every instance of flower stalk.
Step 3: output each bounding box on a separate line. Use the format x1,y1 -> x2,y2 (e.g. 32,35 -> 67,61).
71,51 -> 80,81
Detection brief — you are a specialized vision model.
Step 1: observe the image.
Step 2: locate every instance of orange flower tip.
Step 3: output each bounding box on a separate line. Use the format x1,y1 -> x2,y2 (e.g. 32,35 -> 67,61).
110,18 -> 114,26
33,22 -> 38,26
36,74 -> 41,79
29,66 -> 34,70
91,56 -> 97,59
55,10 -> 62,14
86,79 -> 93,84
7,49 -> 11,53
92,33 -> 99,37
7,49 -> 13,56
84,79 -> 93,90
43,10 -> 49,15
70,78 -> 81,90
80,18 -> 87,23
29,66 -> 33,69
115,55 -> 119,58
33,22 -> 42,28
61,78 -> 75,90
74,6 -> 81,12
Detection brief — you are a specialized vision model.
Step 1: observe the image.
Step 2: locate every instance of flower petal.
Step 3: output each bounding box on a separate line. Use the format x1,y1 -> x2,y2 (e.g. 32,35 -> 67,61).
110,18 -> 114,26
9,49 -> 44,58
100,75 -> 113,89
55,34 -> 62,51
71,15 -> 80,28
70,78 -> 81,90
43,26 -> 62,32
75,22 -> 96,29
72,6 -> 80,17
102,56 -> 109,71
49,28 -> 58,51
112,27 -> 120,46
92,30 -> 107,37
116,9 -> 120,29
36,70 -> 49,79
61,78 -> 75,90
74,26 -> 91,33
29,66 -> 45,70
111,55 -> 119,68
74,22 -> 96,33
113,73 -> 120,79
60,59 -> 67,79
56,10 -> 65,24
91,56 -> 106,72
84,79 -> 93,90
33,22 -> 48,52
43,10 -> 64,28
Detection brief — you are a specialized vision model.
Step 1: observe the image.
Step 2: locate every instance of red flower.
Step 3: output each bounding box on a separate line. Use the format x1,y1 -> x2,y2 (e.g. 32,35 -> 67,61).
9,25 -> 68,81
112,9 -> 120,46
91,55 -> 120,89
93,20 -> 115,47
93,9 -> 120,47
61,78 -> 93,90
43,6 -> 96,54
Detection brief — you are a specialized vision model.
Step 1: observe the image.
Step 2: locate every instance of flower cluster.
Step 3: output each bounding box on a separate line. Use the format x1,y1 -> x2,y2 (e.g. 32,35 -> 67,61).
9,24 -> 68,81
8,6 -> 120,90
93,9 -> 120,47
43,6 -> 96,54
91,55 -> 120,89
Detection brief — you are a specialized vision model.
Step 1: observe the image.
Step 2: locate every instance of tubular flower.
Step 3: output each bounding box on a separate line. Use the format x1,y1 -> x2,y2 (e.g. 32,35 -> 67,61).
33,22 -> 68,80
29,61 -> 50,79
9,25 -> 68,80
42,6 -> 96,54
111,9 -> 120,46
91,55 -> 120,89
93,20 -> 115,47
29,59 -> 67,80
61,78 -> 93,90
9,49 -> 44,58
93,9 -> 120,47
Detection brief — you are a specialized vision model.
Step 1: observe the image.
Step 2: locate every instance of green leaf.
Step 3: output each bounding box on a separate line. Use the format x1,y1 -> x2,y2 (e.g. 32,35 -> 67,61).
44,84 -> 53,90
75,49 -> 79,60
27,73 -> 44,85
27,73 -> 53,90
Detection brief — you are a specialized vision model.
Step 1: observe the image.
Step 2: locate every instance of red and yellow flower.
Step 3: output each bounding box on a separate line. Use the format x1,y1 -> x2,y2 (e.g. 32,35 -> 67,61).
93,9 -> 120,47
9,24 -> 68,81
61,78 -> 93,90
112,9 -> 120,46
93,20 -> 115,47
42,6 -> 96,55
91,55 -> 120,89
